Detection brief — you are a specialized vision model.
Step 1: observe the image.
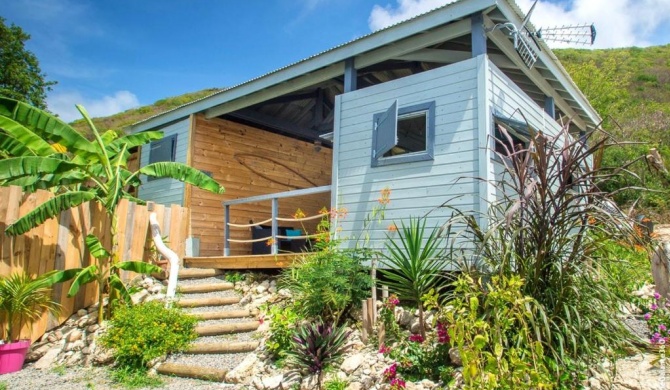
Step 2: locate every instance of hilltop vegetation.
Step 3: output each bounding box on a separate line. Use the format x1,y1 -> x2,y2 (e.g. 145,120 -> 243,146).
556,45 -> 670,219
69,88 -> 220,137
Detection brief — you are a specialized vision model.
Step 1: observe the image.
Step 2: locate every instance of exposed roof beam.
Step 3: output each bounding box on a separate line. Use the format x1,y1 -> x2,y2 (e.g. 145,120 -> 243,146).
265,92 -> 318,105
483,15 -> 587,130
204,63 -> 344,119
394,48 -> 516,68
228,108 -> 321,141
355,18 -> 472,70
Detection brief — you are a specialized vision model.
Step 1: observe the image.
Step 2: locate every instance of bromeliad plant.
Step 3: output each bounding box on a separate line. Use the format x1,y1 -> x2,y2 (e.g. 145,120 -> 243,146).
0,98 -> 225,322
286,321 -> 352,389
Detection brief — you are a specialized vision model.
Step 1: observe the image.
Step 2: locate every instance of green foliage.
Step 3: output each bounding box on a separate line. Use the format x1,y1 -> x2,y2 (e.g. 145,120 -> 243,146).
323,378 -> 348,390
594,239 -> 652,302
0,381 -> 5,390
280,243 -> 371,324
440,275 -> 553,389
224,271 -> 246,283
642,293 -> 670,346
444,126 -> 640,386
264,303 -> 300,361
0,270 -> 73,342
109,366 -> 163,389
379,217 -> 446,338
286,321 -> 351,388
100,301 -> 197,370
0,17 -> 56,109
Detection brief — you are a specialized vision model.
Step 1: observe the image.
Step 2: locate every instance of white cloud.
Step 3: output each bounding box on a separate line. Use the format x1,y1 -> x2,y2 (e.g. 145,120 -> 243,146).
47,91 -> 140,123
368,0 -> 670,48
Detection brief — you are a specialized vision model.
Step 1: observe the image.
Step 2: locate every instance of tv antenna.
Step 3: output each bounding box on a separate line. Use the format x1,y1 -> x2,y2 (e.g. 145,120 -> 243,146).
487,0 -> 596,69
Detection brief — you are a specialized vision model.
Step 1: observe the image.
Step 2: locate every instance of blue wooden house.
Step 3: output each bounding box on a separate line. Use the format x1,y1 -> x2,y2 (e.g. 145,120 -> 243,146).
128,0 -> 600,263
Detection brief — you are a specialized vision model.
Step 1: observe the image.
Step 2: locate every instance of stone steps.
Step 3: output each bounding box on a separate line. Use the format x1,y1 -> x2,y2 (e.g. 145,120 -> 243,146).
156,268 -> 260,383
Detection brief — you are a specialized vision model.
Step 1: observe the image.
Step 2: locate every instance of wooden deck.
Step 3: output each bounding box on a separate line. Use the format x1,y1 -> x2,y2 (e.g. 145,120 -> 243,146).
184,253 -> 306,269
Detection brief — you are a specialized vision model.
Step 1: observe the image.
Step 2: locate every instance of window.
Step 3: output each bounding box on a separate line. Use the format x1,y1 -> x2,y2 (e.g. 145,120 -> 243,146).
147,134 -> 177,181
492,115 -> 530,160
371,101 -> 435,167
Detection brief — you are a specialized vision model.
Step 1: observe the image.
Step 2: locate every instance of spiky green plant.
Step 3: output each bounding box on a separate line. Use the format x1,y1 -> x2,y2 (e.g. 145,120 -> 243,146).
0,270 -> 72,342
379,217 -> 446,338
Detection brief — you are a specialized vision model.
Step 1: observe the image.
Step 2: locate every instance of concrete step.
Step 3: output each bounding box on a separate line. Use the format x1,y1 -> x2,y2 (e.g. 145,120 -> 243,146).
156,362 -> 227,382
195,321 -> 259,336
178,282 -> 234,294
178,268 -> 223,279
176,296 -> 240,308
186,341 -> 259,354
191,309 -> 253,321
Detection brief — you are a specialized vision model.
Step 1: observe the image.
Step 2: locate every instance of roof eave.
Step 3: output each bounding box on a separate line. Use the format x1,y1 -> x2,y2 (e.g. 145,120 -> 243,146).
127,0 -> 497,133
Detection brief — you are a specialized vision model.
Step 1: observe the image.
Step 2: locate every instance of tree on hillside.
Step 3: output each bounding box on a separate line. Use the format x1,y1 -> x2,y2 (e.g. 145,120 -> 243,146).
0,17 -> 56,109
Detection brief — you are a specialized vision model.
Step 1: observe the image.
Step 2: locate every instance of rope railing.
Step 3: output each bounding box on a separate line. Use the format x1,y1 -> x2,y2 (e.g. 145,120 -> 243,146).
222,185 -> 331,256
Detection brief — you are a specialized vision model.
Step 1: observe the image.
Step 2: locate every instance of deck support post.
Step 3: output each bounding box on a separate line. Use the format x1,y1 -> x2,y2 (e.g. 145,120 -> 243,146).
224,204 -> 231,256
271,198 -> 279,255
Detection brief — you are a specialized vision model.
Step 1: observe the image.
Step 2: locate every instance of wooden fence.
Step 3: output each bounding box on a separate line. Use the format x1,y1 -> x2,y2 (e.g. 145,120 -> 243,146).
0,186 -> 190,341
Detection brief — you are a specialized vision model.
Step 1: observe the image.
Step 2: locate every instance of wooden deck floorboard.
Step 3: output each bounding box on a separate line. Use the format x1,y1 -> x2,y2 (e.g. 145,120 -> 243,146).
184,253 -> 306,269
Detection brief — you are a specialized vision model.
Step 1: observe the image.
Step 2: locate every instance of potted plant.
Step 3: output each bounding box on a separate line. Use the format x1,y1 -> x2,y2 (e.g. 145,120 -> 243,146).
0,270 -> 69,374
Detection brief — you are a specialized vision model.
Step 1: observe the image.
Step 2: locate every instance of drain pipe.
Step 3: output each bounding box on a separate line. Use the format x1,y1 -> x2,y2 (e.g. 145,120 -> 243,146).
148,211 -> 180,307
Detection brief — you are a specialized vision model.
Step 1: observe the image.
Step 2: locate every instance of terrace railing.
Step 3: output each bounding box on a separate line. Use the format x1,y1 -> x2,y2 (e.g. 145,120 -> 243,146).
222,185 -> 331,256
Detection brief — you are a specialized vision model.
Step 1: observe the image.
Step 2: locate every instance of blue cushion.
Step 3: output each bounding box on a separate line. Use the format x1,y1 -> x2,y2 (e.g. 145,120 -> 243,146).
285,229 -> 302,237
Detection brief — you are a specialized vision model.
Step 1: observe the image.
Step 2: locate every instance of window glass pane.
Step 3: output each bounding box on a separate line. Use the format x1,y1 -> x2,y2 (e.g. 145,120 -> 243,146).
383,111 -> 427,157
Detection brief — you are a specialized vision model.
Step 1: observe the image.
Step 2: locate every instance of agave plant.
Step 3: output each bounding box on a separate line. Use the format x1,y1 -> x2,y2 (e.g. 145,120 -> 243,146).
286,321 -> 351,389
0,270 -> 73,342
379,217 -> 447,338
0,97 -> 225,322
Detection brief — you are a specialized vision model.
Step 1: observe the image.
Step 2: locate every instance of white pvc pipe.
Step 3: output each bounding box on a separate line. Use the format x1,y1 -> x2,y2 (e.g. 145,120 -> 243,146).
149,213 -> 180,306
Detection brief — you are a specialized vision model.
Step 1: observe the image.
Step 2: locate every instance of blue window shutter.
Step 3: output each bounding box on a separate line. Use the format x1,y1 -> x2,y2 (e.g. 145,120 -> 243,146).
374,100 -> 398,158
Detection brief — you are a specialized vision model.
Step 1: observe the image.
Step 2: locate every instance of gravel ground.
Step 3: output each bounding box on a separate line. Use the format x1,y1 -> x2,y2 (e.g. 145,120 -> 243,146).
196,331 -> 260,344
0,365 -> 246,390
165,351 -> 250,373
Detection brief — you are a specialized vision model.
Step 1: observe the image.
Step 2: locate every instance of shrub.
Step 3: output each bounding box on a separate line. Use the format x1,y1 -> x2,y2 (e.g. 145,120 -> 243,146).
442,126 -> 641,385
100,301 -> 197,370
264,303 -> 300,361
280,244 -> 371,324
595,239 -> 652,302
643,292 -> 670,345
286,321 -> 351,389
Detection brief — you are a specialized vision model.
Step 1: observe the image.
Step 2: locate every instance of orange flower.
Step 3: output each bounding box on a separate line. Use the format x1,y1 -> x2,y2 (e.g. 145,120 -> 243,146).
388,224 -> 397,232
266,238 -> 276,246
378,187 -> 391,205
293,208 -> 306,219
318,206 -> 329,215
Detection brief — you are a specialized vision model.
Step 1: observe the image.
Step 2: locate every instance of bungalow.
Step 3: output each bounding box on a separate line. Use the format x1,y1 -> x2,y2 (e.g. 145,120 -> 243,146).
127,0 -> 600,259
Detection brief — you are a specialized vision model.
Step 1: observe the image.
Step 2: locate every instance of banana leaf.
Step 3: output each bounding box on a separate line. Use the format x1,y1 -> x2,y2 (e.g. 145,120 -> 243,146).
110,131 -> 163,151
0,132 -> 37,157
114,261 -> 162,275
6,191 -> 96,235
67,265 -> 98,297
108,273 -> 131,304
38,268 -> 80,287
84,234 -> 111,260
139,162 -> 225,194
0,97 -> 98,154
0,156 -> 84,181
0,116 -> 54,156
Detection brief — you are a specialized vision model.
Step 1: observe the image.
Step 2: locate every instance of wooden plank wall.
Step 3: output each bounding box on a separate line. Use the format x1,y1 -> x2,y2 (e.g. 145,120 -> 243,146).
0,187 -> 190,341
189,115 -> 332,256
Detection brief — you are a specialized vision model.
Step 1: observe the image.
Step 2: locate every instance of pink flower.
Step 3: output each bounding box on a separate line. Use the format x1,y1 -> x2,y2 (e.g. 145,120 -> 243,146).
378,344 -> 391,354
654,292 -> 661,300
436,322 -> 450,344
408,334 -> 424,343
383,363 -> 398,380
660,324 -> 668,332
390,378 -> 406,389
651,303 -> 659,311
644,313 -> 652,321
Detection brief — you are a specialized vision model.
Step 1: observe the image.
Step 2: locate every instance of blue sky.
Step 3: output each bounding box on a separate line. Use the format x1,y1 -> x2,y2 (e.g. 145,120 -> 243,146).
3,0 -> 670,122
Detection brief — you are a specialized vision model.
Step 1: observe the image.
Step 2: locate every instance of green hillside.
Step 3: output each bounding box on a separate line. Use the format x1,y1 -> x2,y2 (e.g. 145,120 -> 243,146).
556,45 -> 670,219
70,88 -> 221,136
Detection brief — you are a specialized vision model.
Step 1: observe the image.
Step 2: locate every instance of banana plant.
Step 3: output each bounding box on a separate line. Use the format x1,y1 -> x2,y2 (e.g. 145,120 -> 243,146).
0,97 -> 225,322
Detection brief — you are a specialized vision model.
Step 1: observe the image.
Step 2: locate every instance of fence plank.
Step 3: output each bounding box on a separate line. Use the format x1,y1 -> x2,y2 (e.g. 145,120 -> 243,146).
0,187 -> 191,341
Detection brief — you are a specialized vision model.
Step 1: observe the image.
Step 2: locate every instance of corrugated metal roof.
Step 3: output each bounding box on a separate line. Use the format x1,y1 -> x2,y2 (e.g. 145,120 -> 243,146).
129,1 -> 464,128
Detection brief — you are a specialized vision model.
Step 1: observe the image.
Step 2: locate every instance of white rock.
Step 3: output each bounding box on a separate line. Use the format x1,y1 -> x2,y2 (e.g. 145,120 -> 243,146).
346,382 -> 363,390
301,375 -> 319,390
143,277 -> 154,287
260,280 -> 270,289
449,347 -> 462,366
278,288 -> 292,298
589,377 -> 601,390
149,284 -> 163,294
226,354 -> 258,384
131,289 -> 149,304
64,340 -> 84,352
410,319 -> 422,334
421,379 -> 437,389
341,353 -> 365,374
256,285 -> 267,294
66,329 -> 83,342
252,377 -> 264,390
77,309 -> 88,317
268,286 -> 277,294
262,374 -> 283,389
34,347 -> 62,369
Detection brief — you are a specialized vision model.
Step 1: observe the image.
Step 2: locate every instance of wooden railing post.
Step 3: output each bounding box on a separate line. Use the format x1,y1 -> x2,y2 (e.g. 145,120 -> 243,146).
271,198 -> 279,255
224,205 -> 230,256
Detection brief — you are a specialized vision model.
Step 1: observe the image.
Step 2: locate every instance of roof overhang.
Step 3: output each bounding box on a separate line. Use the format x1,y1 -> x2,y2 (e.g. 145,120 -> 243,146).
128,0 -> 601,134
